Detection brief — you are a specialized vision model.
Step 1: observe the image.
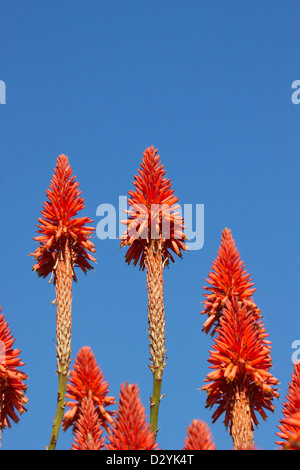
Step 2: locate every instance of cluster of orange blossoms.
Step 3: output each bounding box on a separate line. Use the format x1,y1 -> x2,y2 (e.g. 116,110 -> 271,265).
202,299 -> 279,426
201,228 -> 279,448
276,363 -> 300,450
63,346 -> 115,433
1,151 -> 299,450
0,307 -> 28,433
105,382 -> 158,450
63,347 -> 158,450
71,396 -> 106,450
183,419 -> 216,450
63,347 -> 217,450
201,227 -> 261,335
120,145 -> 187,268
30,154 -> 96,281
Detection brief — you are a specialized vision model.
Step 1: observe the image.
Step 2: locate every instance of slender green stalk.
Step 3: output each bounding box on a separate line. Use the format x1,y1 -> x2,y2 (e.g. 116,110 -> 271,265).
48,371 -> 68,450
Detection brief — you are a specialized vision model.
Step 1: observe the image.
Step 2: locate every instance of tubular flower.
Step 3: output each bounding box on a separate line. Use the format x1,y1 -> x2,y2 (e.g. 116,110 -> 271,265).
30,154 -> 96,281
183,419 -> 216,450
0,307 -> 28,433
201,227 -> 260,335
202,299 -> 279,450
276,362 -> 300,450
63,346 -> 115,433
71,396 -> 105,450
105,382 -> 159,450
120,146 -> 187,436
120,145 -> 187,269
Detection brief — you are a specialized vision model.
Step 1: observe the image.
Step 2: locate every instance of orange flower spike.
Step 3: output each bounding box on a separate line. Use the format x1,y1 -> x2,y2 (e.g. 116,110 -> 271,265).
30,155 -> 96,450
120,146 -> 187,437
183,419 -> 216,450
276,362 -> 300,449
0,307 -> 28,438
71,396 -> 105,450
202,299 -> 279,449
120,146 -> 187,268
30,154 -> 96,280
63,346 -> 115,433
106,382 -> 159,450
202,228 -> 260,335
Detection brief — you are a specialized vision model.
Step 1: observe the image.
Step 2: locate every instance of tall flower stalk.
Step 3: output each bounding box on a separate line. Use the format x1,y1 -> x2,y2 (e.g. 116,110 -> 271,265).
202,298 -> 279,449
201,229 -> 278,449
120,146 -> 187,437
0,307 -> 28,446
30,154 -> 96,449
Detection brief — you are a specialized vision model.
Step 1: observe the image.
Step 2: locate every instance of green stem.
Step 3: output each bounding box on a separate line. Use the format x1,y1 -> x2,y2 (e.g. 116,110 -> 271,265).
48,371 -> 68,450
150,367 -> 163,438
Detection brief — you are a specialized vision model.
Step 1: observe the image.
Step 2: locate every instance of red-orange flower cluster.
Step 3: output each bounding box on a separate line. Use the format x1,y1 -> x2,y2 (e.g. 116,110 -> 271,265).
71,396 -> 105,450
183,419 -> 216,450
120,146 -> 187,268
63,346 -> 115,433
30,154 -> 96,280
202,299 -> 279,429
201,227 -> 260,335
105,382 -> 159,450
0,307 -> 28,430
276,363 -> 300,449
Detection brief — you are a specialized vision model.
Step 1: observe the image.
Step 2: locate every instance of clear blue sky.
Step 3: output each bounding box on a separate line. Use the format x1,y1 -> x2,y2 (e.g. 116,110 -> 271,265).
1,1 -> 300,450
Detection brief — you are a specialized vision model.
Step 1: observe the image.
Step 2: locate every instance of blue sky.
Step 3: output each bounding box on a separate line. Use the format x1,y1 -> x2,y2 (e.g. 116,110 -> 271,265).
1,1 -> 300,450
